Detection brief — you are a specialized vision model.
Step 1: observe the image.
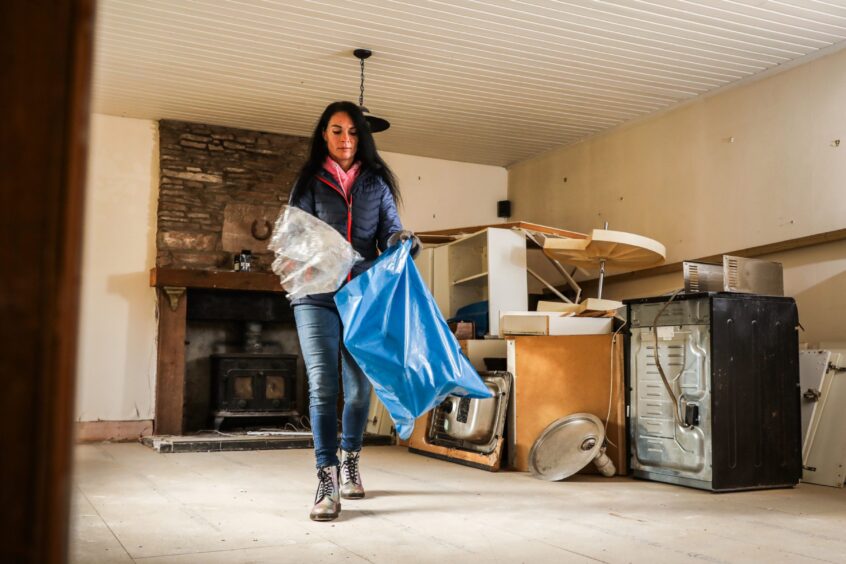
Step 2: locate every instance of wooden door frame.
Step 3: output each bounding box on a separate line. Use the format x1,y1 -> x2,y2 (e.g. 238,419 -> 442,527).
0,1 -> 96,562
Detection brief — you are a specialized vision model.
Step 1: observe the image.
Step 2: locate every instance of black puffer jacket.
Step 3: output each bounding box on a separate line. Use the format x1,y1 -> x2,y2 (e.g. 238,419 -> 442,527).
289,167 -> 404,308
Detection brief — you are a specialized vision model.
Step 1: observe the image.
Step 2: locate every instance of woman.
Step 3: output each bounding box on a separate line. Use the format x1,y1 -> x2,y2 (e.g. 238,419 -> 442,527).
289,101 -> 419,521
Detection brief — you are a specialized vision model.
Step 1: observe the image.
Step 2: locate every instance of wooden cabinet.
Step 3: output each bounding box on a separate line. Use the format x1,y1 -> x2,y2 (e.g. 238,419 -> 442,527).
416,228 -> 527,337
414,244 -> 435,292
404,335 -> 626,475
365,390 -> 394,436
506,335 -> 627,475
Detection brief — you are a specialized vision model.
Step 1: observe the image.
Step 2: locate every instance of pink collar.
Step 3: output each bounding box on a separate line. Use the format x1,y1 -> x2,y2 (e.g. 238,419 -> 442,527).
323,157 -> 361,197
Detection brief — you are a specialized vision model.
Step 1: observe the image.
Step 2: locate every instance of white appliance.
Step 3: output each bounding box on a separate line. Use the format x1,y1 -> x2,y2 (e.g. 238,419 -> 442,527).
802,349 -> 846,487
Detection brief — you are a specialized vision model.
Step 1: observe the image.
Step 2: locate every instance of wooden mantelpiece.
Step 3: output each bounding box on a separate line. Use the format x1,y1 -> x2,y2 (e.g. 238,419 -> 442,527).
149,267 -> 285,435
150,267 -> 285,294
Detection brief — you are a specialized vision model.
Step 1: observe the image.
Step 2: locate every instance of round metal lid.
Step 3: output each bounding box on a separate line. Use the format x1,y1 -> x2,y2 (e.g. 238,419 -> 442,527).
528,413 -> 606,481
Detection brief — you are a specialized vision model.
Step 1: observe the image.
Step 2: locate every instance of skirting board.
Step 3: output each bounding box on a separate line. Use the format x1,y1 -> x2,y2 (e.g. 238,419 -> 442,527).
75,420 -> 154,443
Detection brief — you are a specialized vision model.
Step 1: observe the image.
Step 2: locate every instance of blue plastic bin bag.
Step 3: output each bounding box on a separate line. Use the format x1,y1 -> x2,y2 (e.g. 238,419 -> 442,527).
334,240 -> 493,439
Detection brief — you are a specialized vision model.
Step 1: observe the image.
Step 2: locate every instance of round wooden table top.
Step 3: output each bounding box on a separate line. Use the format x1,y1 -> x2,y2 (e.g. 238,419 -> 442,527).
543,229 -> 666,269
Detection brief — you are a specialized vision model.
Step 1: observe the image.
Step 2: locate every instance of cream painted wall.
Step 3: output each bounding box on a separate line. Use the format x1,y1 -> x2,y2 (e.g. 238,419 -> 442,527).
508,48 -> 846,345
596,240 -> 846,347
76,114 -> 159,421
382,151 -> 507,232
509,47 -> 846,263
75,115 -> 507,422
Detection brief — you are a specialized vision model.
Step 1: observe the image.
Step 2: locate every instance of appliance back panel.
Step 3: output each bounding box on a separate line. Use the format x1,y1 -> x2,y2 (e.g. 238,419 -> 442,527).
710,295 -> 801,490
629,325 -> 712,483
625,293 -> 801,491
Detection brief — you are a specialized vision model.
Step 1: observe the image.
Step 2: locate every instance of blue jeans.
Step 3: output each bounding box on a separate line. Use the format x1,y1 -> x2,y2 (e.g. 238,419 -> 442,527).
293,304 -> 372,468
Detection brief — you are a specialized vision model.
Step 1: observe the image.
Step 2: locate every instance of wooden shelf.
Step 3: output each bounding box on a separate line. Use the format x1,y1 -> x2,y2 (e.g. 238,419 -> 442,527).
453,271 -> 488,286
565,226 -> 846,290
427,227 -> 527,337
150,267 -> 284,293
418,221 -> 587,244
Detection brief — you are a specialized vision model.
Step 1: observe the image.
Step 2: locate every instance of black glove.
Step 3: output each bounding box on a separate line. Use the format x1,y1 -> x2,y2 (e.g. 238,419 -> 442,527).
387,229 -> 421,257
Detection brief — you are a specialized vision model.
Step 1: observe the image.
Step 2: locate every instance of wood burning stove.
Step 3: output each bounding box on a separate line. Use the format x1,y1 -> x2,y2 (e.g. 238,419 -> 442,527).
210,353 -> 298,429
209,321 -> 299,429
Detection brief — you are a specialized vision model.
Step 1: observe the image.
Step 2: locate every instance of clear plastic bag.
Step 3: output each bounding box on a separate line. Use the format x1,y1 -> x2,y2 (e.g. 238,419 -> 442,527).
268,205 -> 362,300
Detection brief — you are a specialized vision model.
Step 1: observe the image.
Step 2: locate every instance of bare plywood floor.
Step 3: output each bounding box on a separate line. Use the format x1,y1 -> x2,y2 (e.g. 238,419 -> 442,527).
71,443 -> 846,563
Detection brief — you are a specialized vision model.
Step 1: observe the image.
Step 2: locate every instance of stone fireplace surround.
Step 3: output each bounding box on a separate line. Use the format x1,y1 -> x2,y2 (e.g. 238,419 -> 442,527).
151,268 -> 299,434
156,119 -> 309,271
152,120 -> 311,435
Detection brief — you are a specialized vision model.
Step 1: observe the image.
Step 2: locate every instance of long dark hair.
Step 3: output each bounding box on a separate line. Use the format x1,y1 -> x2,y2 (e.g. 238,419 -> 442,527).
290,101 -> 401,204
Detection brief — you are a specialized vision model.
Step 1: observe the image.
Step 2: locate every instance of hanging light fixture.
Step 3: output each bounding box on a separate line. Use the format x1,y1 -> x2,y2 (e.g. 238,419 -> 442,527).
353,49 -> 390,133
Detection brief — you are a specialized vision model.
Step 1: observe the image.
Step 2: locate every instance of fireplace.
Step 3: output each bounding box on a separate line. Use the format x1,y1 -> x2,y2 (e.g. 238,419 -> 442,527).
150,120 -> 315,436
150,268 -> 304,435
149,268 -> 396,451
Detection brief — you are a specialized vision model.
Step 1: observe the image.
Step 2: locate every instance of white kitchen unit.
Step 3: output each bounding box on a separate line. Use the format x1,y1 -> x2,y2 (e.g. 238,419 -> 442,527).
799,350 -> 830,442
425,228 -> 527,337
802,349 -> 846,488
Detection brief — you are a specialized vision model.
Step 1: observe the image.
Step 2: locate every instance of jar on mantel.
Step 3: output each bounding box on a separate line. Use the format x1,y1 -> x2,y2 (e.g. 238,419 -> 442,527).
233,249 -> 252,272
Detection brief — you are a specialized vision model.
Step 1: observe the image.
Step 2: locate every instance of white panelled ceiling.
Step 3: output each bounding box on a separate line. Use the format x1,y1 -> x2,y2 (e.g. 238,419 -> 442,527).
93,0 -> 846,166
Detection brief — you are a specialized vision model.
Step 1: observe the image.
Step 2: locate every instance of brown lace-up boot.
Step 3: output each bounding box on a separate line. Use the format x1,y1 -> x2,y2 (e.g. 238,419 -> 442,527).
309,465 -> 341,521
340,449 -> 365,499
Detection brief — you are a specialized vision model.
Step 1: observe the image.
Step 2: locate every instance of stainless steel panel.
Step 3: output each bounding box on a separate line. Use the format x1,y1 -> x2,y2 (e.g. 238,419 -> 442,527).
630,326 -> 712,482
528,413 -> 607,481
682,256 -> 784,296
629,298 -> 710,328
442,393 -> 498,441
428,371 -> 511,455
723,255 -> 784,296
683,261 -> 722,293
632,470 -> 713,490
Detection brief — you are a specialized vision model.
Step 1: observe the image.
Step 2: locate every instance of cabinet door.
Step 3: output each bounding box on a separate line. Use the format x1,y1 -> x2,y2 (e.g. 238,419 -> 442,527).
414,247 -> 435,293
486,228 -> 527,337
433,245 -> 451,318
506,336 -> 626,474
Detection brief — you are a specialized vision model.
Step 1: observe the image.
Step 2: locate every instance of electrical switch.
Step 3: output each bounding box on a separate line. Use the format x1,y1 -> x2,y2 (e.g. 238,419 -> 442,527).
684,403 -> 700,427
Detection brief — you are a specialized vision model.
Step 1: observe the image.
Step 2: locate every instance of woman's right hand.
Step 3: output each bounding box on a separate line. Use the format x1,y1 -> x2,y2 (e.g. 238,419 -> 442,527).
387,230 -> 421,257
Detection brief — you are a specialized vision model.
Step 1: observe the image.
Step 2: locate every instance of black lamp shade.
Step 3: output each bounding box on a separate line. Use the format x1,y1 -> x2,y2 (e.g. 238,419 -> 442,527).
365,115 -> 390,133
